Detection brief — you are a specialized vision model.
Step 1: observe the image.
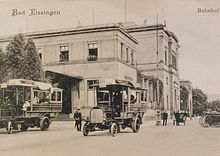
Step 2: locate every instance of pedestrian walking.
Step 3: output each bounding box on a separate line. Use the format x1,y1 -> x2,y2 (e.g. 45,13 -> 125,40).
74,108 -> 82,131
175,110 -> 180,126
162,110 -> 168,126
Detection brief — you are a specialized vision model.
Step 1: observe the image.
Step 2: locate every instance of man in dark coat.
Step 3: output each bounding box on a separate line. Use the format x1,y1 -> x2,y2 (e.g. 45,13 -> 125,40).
74,108 -> 82,131
162,110 -> 168,126
175,111 -> 180,126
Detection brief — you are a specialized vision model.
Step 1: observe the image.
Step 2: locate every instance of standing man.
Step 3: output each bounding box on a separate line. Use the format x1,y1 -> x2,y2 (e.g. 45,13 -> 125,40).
175,110 -> 180,126
162,110 -> 168,126
74,108 -> 82,131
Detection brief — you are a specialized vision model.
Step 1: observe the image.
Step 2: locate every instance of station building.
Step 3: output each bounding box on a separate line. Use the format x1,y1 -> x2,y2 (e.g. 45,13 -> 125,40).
0,22 -> 182,118
0,24 -> 143,114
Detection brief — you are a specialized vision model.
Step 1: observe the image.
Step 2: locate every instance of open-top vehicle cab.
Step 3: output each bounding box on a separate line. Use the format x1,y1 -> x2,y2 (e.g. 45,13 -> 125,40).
0,79 -> 62,134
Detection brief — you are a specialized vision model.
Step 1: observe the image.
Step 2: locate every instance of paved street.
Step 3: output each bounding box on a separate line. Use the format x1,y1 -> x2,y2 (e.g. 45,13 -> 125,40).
0,118 -> 219,156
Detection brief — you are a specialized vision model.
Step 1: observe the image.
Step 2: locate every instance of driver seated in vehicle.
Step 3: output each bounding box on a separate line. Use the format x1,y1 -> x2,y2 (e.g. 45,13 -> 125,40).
33,95 -> 39,104
22,101 -> 30,115
130,95 -> 137,104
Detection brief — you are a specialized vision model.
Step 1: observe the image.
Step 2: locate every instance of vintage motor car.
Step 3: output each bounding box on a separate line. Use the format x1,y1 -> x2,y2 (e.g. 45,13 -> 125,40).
83,79 -> 147,137
199,110 -> 220,127
0,79 -> 62,134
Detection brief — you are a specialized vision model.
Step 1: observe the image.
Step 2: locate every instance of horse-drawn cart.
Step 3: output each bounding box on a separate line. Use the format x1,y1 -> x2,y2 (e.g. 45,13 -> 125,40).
0,79 -> 62,134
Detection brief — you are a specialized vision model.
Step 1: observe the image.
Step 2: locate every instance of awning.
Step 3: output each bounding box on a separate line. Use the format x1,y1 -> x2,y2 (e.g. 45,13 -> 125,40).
100,79 -> 135,88
45,70 -> 83,80
34,81 -> 52,90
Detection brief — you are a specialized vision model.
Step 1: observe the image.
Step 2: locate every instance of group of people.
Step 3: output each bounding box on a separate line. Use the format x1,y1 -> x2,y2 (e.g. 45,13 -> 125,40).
162,110 -> 188,126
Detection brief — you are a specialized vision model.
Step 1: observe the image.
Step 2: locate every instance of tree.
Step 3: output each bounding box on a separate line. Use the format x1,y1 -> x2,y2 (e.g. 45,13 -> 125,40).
0,47 -> 8,83
6,33 -> 26,79
208,100 -> 220,111
23,38 -> 44,81
192,88 -> 208,115
4,33 -> 46,81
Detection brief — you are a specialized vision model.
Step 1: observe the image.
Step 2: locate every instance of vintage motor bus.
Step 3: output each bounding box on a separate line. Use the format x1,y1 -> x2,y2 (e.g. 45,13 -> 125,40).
83,79 -> 147,137
0,79 -> 62,134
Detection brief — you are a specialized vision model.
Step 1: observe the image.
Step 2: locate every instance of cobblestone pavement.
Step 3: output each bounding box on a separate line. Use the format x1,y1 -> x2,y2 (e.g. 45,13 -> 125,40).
0,117 -> 219,156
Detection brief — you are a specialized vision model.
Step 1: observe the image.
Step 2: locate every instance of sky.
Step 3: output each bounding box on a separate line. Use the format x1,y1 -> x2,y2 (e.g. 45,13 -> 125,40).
0,0 -> 220,95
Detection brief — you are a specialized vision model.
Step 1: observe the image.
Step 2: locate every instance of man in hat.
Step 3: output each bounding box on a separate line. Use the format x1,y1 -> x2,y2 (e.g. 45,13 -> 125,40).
74,108 -> 82,131
162,110 -> 168,126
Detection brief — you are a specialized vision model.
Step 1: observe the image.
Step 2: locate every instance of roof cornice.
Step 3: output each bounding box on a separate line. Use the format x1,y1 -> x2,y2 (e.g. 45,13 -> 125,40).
0,24 -> 138,44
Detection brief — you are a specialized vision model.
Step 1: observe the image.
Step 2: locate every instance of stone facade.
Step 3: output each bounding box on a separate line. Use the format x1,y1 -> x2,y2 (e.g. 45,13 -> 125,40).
126,23 -> 181,118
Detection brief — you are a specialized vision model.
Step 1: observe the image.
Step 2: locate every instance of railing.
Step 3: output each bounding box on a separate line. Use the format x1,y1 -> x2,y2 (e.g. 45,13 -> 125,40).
0,108 -> 13,117
30,103 -> 62,112
87,55 -> 98,61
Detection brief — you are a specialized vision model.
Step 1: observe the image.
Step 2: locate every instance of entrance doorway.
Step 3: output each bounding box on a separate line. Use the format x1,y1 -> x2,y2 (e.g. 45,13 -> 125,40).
45,71 -> 81,114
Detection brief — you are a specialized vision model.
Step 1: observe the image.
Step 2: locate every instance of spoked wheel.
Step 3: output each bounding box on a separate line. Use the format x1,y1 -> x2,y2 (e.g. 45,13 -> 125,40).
83,123 -> 89,136
205,115 -> 213,127
40,117 -> 50,131
20,123 -> 29,131
132,118 -> 141,133
199,115 -> 205,127
110,123 -> 117,137
7,121 -> 13,134
199,115 -> 204,127
200,115 -> 212,128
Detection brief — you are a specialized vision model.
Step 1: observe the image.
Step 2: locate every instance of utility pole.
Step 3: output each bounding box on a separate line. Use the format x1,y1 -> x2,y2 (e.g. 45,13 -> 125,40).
156,13 -> 161,126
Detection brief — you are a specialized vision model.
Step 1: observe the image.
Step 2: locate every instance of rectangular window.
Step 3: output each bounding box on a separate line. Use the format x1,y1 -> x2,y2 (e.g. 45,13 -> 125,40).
145,91 -> 148,102
141,92 -> 144,101
0,89 -> 3,104
98,91 -> 109,103
126,48 -> 129,63
88,43 -> 98,61
165,50 -> 167,65
172,54 -> 177,69
51,91 -> 56,101
120,43 -> 123,60
87,80 -> 99,89
167,95 -> 169,109
57,91 -> 62,101
60,45 -> 69,62
166,77 -> 168,85
131,50 -> 134,65
37,48 -> 42,60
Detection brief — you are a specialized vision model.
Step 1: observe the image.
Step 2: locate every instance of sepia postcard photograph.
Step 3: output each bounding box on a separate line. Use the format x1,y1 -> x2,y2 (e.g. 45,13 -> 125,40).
0,0 -> 220,156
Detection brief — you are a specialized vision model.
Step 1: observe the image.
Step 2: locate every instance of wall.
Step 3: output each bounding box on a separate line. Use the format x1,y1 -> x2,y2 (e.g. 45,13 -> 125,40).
128,26 -> 180,118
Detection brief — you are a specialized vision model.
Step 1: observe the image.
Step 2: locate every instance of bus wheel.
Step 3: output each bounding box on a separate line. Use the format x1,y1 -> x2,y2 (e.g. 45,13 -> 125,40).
7,121 -> 13,134
40,117 -> 50,131
132,118 -> 141,133
83,123 -> 89,136
110,123 -> 117,137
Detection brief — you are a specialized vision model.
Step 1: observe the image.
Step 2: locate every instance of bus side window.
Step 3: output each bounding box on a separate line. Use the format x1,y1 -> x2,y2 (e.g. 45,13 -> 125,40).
51,91 -> 56,101
0,89 -> 3,104
57,91 -> 61,101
